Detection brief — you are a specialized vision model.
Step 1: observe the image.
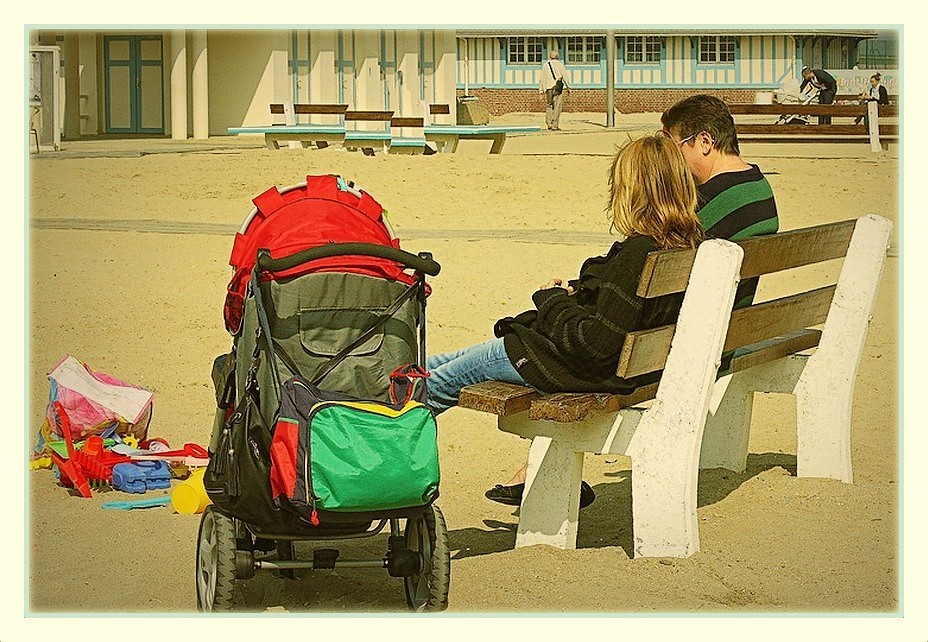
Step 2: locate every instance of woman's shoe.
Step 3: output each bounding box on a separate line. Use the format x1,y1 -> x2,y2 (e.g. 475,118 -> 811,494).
485,483 -> 524,506
485,481 -> 595,508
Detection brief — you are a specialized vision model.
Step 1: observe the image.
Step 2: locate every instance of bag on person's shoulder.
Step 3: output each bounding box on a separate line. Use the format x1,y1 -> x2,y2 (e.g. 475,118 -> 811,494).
553,79 -> 564,95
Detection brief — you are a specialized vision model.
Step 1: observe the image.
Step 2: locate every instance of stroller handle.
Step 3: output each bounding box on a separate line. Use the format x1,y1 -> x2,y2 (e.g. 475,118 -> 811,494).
256,243 -> 441,276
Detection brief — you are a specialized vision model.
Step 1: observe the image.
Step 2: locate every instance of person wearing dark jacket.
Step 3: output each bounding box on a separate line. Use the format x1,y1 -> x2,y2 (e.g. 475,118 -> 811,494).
800,66 -> 838,124
482,94 -> 780,509
855,73 -> 890,125
425,135 -> 705,507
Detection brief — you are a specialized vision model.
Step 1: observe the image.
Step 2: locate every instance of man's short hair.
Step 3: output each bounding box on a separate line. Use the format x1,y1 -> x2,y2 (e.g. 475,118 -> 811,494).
549,50 -> 559,59
661,94 -> 741,156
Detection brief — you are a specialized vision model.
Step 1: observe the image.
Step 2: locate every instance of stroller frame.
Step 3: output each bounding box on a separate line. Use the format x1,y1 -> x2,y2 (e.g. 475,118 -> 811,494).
196,179 -> 449,612
774,86 -> 819,125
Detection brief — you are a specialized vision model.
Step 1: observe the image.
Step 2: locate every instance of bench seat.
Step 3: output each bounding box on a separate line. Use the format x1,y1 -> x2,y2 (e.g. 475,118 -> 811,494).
424,125 -> 541,154
227,125 -> 347,150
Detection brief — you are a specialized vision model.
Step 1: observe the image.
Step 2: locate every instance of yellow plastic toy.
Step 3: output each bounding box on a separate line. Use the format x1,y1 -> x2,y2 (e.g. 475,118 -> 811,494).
29,456 -> 52,471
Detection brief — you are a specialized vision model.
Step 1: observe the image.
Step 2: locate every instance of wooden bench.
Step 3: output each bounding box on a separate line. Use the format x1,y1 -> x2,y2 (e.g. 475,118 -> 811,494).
342,110 -> 394,155
227,102 -> 348,150
728,103 -> 898,151
427,102 -> 454,125
388,116 -> 428,154
457,215 -> 893,558
424,124 -> 541,154
422,102 -> 541,153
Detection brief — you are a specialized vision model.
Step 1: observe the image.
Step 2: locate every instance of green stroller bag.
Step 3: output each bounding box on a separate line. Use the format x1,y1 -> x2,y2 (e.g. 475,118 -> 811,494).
269,365 -> 439,524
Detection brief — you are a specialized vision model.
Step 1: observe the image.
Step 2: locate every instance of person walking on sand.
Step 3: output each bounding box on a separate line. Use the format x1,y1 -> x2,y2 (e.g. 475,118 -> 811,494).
539,50 -> 568,131
484,94 -> 780,508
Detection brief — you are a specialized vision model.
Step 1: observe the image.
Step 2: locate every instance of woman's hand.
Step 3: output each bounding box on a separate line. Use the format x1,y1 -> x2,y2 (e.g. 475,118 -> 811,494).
541,278 -> 574,294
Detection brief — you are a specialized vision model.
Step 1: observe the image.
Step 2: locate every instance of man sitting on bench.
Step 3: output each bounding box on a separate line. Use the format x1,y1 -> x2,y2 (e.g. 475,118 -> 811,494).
425,135 -> 705,508
480,95 -> 781,508
661,94 -> 780,308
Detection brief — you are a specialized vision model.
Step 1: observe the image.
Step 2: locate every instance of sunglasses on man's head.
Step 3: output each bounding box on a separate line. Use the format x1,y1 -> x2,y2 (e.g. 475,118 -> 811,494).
659,129 -> 699,146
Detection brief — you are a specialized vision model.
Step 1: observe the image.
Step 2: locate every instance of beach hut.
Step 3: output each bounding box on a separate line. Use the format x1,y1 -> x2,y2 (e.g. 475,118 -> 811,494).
455,28 -> 887,114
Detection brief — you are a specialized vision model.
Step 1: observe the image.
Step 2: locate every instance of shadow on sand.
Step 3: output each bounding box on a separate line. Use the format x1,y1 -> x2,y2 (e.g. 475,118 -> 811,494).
448,451 -> 797,560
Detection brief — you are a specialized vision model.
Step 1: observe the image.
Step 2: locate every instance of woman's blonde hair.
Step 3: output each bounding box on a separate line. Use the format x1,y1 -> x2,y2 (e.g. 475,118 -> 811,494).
607,134 -> 704,250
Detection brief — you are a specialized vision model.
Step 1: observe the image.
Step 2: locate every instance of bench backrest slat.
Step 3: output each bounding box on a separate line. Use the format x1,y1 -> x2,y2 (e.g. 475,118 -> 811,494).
345,110 -> 394,122
270,103 -> 349,115
619,219 -> 861,379
738,124 -> 865,135
722,328 -> 821,376
638,219 -> 855,299
724,285 -> 835,351
391,117 -> 424,128
618,285 -> 836,380
737,124 -> 898,136
726,103 -> 897,117
429,103 -> 451,115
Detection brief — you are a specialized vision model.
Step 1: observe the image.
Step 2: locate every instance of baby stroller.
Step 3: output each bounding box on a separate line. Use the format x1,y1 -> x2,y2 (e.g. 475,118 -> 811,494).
197,174 -> 448,612
772,77 -> 819,125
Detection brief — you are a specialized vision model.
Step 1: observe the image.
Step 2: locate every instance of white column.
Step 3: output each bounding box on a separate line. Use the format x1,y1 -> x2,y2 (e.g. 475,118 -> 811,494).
192,30 -> 209,139
170,30 -> 187,141
62,33 -> 81,139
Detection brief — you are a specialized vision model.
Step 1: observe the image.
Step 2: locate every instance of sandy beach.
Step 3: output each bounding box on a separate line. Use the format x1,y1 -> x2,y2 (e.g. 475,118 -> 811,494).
19,111 -> 907,634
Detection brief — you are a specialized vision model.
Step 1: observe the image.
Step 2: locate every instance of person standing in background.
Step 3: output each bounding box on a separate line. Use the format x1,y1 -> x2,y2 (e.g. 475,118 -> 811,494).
539,50 -> 569,131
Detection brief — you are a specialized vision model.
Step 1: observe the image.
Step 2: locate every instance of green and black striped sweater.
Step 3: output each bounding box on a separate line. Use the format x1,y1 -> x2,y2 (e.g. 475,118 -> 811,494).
498,164 -> 778,393
697,163 -> 779,308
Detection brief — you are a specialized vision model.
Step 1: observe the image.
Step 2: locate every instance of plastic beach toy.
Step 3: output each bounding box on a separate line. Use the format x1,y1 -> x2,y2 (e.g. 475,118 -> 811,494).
171,467 -> 212,514
102,496 -> 172,510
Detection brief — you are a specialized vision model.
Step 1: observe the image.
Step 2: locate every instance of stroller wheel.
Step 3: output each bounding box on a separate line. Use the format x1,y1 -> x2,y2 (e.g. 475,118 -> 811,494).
403,504 -> 451,612
196,506 -> 237,611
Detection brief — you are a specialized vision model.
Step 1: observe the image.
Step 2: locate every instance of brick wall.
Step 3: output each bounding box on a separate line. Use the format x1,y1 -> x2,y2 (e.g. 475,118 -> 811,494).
458,88 -> 762,115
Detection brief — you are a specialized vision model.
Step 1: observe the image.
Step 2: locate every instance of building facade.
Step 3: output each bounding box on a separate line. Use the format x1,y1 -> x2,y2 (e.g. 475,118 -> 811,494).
29,28 -> 457,141
456,29 -> 884,114
28,27 -> 889,142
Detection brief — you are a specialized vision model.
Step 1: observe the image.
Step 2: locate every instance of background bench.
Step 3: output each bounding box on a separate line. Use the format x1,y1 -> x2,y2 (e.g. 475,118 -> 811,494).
227,102 -> 348,150
728,103 -> 898,151
424,102 -> 540,153
342,110 -> 394,155
457,215 -> 893,558
228,101 -> 541,154
388,116 -> 427,154
835,93 -> 898,104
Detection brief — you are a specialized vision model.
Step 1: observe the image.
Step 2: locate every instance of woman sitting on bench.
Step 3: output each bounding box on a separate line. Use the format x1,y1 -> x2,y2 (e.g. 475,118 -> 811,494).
424,133 -> 705,507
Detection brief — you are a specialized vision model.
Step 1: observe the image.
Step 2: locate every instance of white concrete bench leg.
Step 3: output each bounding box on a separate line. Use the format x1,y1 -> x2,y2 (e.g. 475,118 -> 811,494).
515,435 -> 584,549
794,214 -> 892,482
701,356 -> 807,472
625,240 -> 743,558
701,372 -> 755,472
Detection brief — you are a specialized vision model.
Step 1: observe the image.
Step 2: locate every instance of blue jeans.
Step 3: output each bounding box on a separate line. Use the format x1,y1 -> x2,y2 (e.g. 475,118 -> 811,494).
426,337 -> 528,414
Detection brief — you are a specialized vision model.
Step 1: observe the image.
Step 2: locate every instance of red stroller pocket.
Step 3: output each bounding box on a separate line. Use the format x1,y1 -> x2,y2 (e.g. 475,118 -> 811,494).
269,418 -> 299,499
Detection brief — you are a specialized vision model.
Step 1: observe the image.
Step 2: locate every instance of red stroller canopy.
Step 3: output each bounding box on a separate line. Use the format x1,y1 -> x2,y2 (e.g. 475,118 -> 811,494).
223,174 -> 416,335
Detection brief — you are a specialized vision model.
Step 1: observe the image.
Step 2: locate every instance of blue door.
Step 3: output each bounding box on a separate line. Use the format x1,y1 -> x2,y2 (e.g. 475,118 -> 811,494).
104,35 -> 164,134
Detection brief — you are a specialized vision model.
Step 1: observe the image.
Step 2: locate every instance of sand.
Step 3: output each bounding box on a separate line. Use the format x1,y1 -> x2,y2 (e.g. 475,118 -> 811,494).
17,112 -> 909,635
